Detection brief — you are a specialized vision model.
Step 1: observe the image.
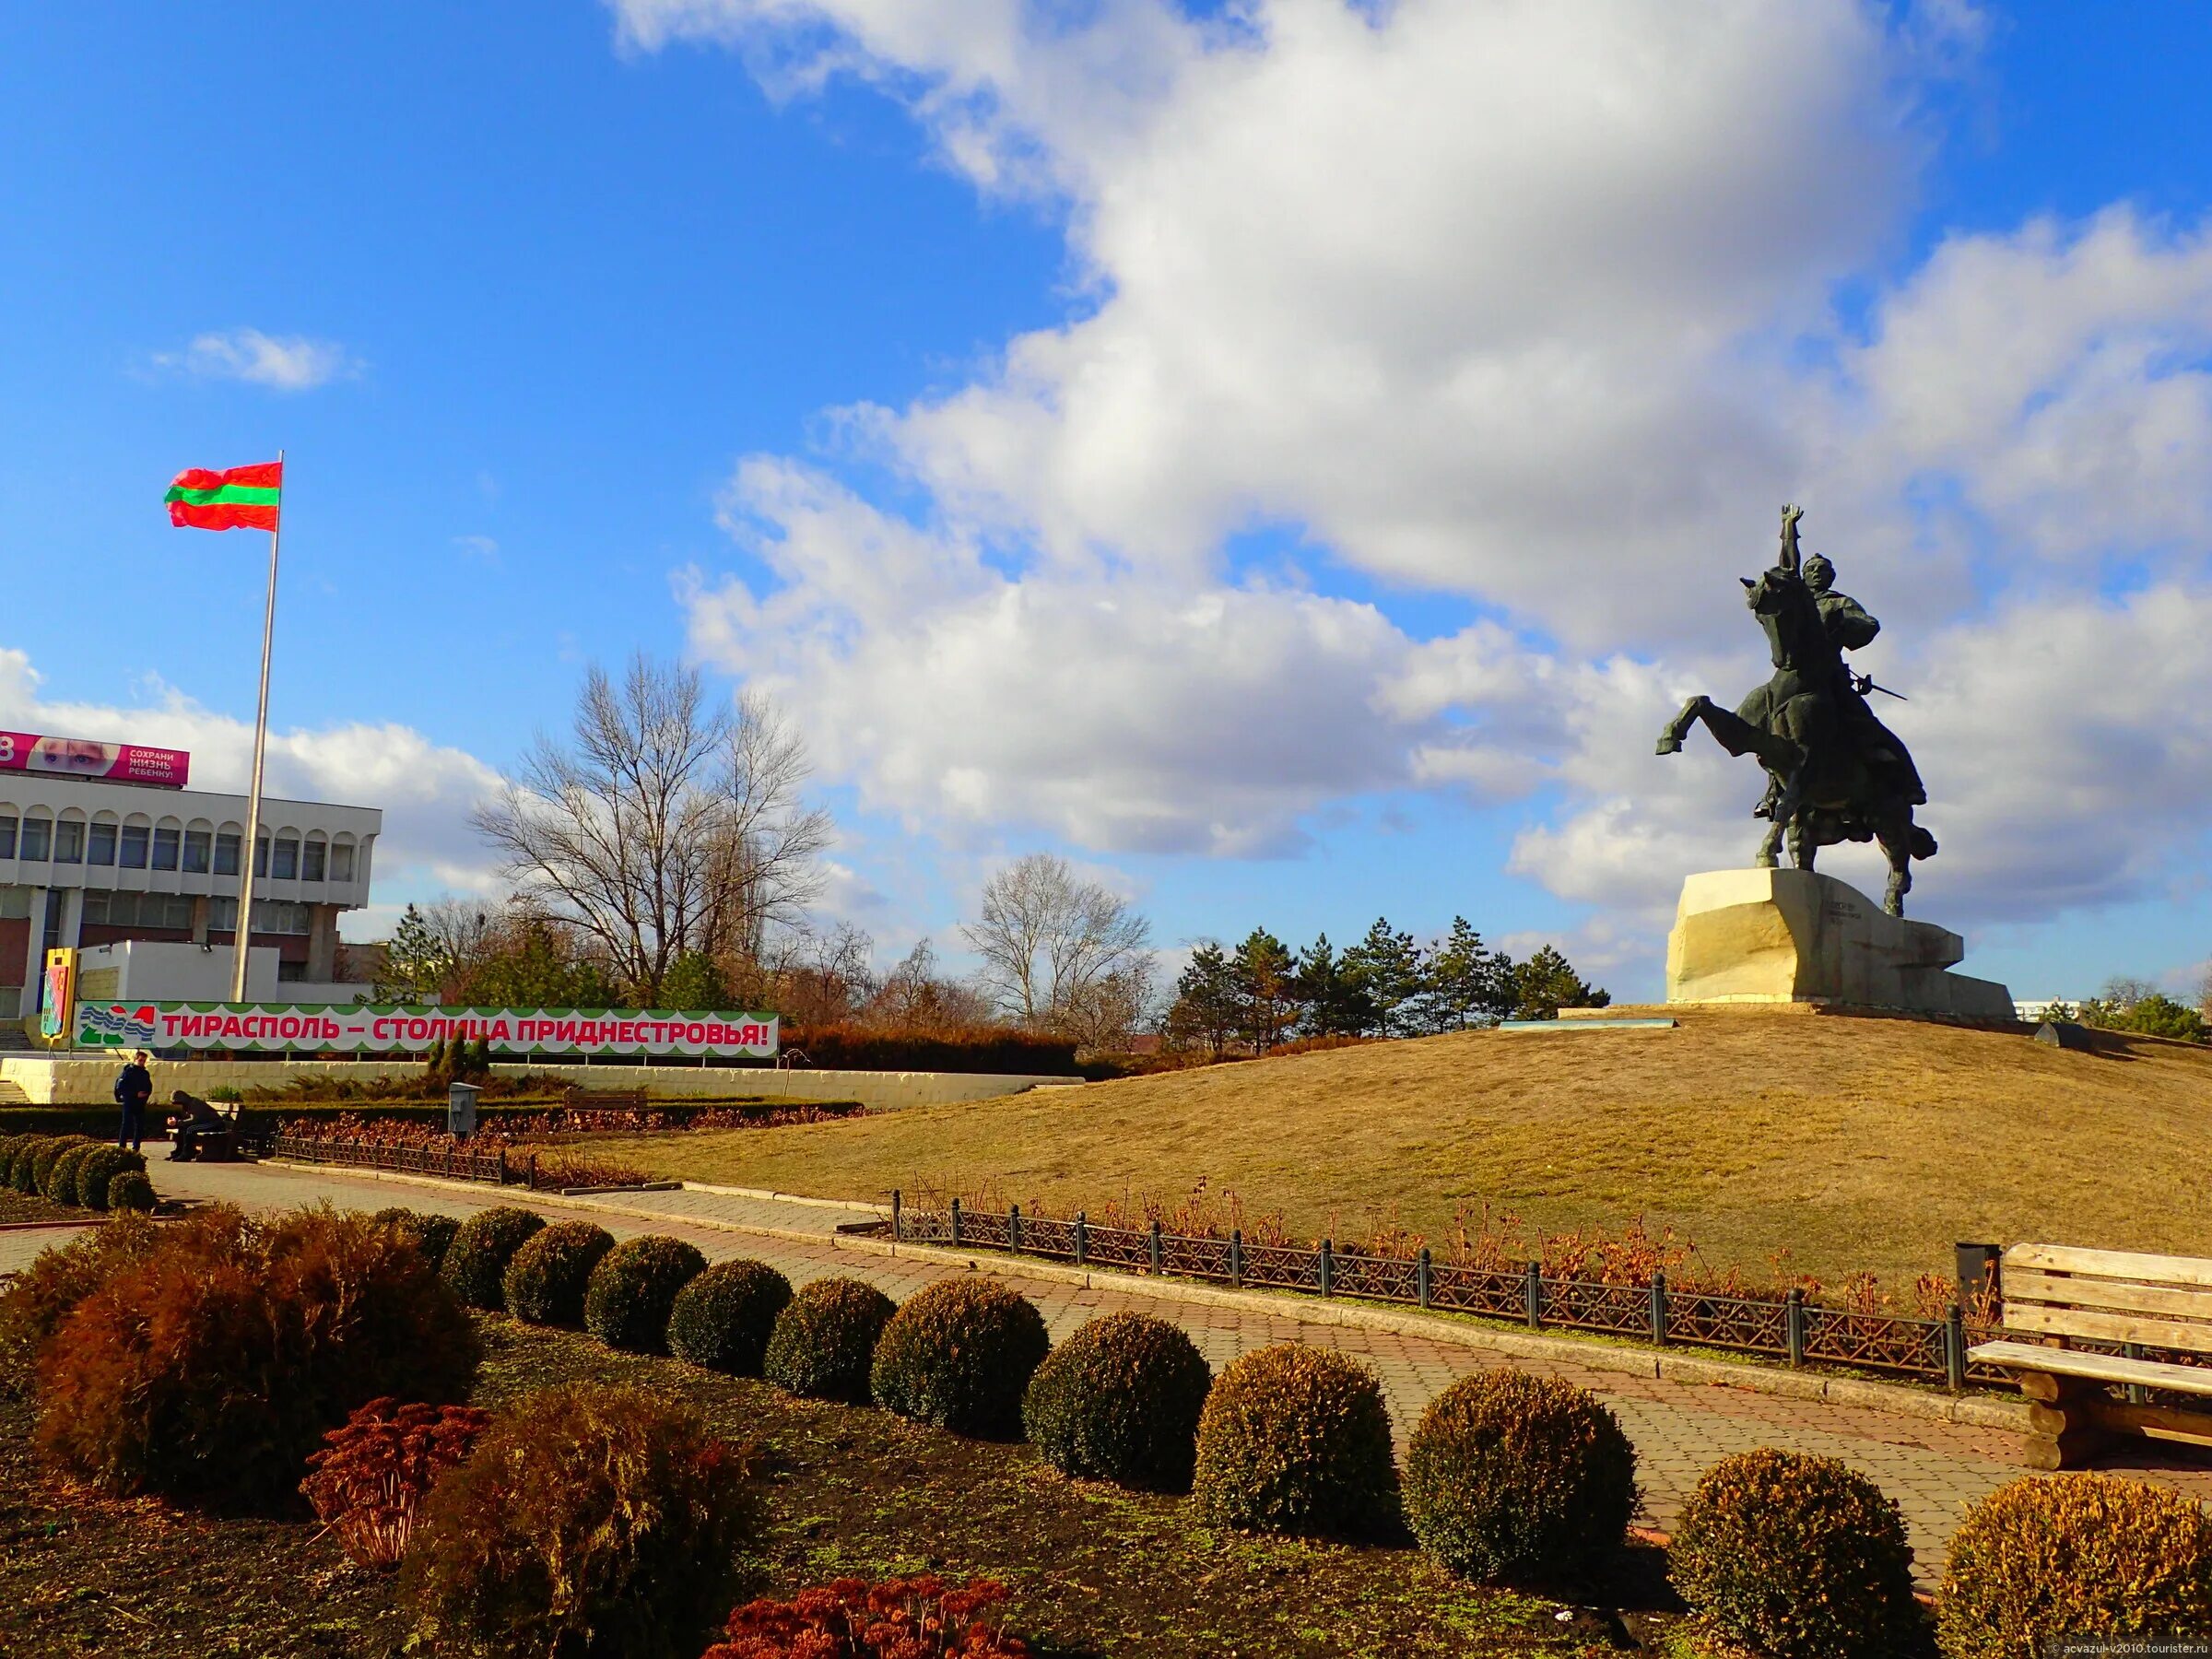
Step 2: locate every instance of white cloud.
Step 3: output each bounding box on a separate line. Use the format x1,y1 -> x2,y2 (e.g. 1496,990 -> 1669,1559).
155,327 -> 360,392
640,0 -> 2212,971
0,647 -> 504,932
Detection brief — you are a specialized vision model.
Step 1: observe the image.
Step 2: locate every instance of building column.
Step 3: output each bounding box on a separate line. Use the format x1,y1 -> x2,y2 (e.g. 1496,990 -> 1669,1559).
307,904 -> 339,982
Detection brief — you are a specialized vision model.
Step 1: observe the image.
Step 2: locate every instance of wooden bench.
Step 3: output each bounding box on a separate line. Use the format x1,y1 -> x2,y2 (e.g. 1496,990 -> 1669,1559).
1968,1243 -> 2212,1469
561,1086 -> 646,1112
169,1100 -> 247,1163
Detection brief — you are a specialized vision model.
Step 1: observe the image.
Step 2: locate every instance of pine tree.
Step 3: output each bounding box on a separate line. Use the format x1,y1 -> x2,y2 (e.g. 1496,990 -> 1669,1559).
1342,918 -> 1425,1037
1231,928 -> 1300,1053
660,950 -> 733,1012
1506,945 -> 1612,1019
376,903 -> 450,1002
1292,933 -> 1374,1037
1421,916 -> 1509,1030
1165,943 -> 1242,1059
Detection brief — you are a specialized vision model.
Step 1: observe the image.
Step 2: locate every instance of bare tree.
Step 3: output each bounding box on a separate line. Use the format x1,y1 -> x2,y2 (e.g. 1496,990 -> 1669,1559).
865,938 -> 998,1031
959,853 -> 1153,1030
472,654 -> 832,1002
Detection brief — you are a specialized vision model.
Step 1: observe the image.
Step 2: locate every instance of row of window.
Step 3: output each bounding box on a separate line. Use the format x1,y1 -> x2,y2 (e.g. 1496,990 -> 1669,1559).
79,890 -> 318,935
0,816 -> 357,881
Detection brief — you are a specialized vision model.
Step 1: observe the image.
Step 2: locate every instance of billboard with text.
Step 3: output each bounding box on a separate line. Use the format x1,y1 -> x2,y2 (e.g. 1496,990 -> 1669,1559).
0,731 -> 189,789
73,1002 -> 779,1060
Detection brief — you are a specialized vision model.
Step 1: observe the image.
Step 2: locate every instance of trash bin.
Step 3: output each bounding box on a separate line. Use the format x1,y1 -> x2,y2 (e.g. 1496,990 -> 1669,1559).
448,1081 -> 481,1139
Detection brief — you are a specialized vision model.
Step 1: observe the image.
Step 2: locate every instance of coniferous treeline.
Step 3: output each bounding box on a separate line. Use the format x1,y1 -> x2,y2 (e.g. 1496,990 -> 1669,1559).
1163,917 -> 1608,1058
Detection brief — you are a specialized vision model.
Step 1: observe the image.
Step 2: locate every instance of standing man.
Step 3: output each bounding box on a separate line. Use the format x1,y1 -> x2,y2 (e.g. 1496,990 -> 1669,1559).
113,1050 -> 152,1153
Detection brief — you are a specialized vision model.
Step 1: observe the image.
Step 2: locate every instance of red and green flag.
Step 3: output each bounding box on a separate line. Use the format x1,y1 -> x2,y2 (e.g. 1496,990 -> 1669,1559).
166,461 -> 283,532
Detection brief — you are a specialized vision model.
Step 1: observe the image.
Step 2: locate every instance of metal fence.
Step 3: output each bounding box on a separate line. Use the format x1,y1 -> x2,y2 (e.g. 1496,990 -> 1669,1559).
268,1133 -> 512,1186
891,1196 -> 2006,1392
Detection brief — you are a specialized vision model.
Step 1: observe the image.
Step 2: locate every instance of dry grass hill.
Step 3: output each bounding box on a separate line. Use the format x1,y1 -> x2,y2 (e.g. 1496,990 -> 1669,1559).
604,1009 -> 2212,1289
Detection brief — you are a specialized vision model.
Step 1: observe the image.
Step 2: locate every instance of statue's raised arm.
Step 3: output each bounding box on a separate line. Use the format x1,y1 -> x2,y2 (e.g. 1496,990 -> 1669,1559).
1778,503 -> 1805,575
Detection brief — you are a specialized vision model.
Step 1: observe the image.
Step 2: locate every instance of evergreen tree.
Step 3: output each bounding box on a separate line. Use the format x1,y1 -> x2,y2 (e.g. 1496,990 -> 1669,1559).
1342,917 -> 1425,1036
1421,916 -> 1509,1030
1292,933 -> 1374,1037
1165,943 -> 1241,1059
1232,927 -> 1300,1053
376,903 -> 450,1002
1506,945 -> 1612,1020
660,950 -> 733,1012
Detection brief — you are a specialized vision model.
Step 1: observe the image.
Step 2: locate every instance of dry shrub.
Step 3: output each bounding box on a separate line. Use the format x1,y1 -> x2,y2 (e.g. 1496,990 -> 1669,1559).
706,1576 -> 1030,1658
301,1396 -> 491,1571
401,1382 -> 758,1659
36,1205 -> 479,1510
1937,1473 -> 2212,1655
0,1209 -> 175,1389
1191,1344 -> 1400,1540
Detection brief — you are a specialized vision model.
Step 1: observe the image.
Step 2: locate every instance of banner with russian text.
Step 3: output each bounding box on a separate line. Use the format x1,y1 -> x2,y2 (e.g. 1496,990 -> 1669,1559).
73,1002 -> 779,1059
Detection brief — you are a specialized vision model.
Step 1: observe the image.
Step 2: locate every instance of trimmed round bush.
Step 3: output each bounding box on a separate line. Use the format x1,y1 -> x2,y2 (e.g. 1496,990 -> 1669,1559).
439,1206 -> 546,1312
375,1207 -> 462,1272
35,1137 -> 96,1203
402,1382 -> 758,1659
46,1142 -> 101,1207
871,1277 -> 1050,1439
105,1171 -> 158,1214
0,1135 -> 22,1186
584,1235 -> 708,1354
0,1209 -> 171,1388
1404,1369 -> 1639,1584
1023,1310 -> 1211,1492
1191,1343 -> 1401,1540
1672,1447 -> 1924,1659
763,1277 -> 896,1403
1937,1473 -> 2212,1655
11,1135 -> 57,1195
37,1206 -> 479,1509
668,1259 -> 793,1375
72,1146 -> 146,1211
500,1220 -> 615,1328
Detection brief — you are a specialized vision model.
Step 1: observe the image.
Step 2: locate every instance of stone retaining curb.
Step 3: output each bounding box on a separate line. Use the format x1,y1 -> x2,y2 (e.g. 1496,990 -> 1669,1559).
678,1180 -> 892,1214
264,1159 -> 2030,1433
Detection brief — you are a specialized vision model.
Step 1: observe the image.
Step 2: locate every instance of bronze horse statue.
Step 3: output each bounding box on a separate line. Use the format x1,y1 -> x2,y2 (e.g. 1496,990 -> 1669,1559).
1655,505 -> 1934,916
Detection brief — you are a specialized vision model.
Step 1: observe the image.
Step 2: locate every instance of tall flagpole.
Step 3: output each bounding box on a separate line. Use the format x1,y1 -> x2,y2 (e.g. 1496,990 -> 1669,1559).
230,448 -> 283,1002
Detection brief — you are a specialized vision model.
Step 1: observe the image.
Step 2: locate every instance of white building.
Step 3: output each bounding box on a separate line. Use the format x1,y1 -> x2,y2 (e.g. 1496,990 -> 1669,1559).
1,770 -> 380,1025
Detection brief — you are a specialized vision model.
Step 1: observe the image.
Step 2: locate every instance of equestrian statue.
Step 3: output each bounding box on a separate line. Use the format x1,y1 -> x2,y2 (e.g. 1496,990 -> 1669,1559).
1655,504 -> 1934,917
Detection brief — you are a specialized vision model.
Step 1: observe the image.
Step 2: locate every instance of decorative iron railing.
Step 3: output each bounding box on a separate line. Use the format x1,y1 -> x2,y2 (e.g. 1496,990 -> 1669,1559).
884,1195 -> 2012,1393
268,1133 -> 511,1186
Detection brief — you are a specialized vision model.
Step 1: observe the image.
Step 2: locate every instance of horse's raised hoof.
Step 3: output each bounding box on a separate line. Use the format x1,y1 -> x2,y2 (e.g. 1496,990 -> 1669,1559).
1655,735 -> 1682,756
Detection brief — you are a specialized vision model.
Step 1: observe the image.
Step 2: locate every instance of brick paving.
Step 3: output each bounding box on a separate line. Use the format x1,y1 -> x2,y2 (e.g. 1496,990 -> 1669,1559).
26,1158 -> 2212,1583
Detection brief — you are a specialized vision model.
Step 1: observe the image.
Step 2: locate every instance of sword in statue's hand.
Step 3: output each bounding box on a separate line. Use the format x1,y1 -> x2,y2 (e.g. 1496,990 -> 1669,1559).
1851,670 -> 1907,701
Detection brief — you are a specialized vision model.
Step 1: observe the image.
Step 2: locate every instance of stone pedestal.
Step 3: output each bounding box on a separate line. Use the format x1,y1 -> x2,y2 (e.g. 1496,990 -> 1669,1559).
1665,868 -> 2014,1019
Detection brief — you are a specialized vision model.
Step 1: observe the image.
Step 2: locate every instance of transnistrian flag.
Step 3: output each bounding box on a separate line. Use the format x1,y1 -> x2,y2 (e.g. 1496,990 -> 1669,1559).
165,461 -> 283,532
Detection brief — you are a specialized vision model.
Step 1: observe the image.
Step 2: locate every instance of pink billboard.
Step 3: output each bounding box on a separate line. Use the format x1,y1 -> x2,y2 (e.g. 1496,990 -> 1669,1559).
0,732 -> 190,789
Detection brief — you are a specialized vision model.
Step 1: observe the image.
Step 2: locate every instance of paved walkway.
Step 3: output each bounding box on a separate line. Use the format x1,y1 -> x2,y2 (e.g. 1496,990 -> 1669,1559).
27,1159 -> 2212,1583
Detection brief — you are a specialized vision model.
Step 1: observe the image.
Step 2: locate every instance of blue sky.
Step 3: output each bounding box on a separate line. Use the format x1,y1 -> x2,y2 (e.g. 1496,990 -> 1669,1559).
4,2 -> 2209,1004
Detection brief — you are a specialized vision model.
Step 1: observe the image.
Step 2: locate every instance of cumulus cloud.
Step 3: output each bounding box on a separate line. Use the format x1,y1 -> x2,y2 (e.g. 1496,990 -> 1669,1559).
634,0 -> 2212,969
154,327 -> 359,391
0,647 -> 505,923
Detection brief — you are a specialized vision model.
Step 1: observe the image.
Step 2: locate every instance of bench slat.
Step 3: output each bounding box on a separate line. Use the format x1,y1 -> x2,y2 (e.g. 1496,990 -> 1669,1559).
2004,1303 -> 2212,1356
1968,1339 -> 2212,1396
2005,1243 -> 2212,1289
2005,1268 -> 2212,1324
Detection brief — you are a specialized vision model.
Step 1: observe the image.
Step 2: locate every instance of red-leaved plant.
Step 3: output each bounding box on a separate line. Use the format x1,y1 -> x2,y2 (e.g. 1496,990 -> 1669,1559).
300,1396 -> 490,1570
704,1576 -> 1030,1659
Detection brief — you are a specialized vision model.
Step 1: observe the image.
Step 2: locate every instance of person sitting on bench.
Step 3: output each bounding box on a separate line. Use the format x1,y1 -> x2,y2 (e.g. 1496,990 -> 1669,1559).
167,1091 -> 224,1162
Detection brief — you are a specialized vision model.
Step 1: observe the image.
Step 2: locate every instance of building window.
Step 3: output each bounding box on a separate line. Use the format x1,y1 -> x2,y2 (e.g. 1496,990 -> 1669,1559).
88,821 -> 116,865
19,818 -> 49,861
302,839 -> 326,882
183,830 -> 211,874
120,823 -> 149,868
248,899 -> 312,935
329,841 -> 356,882
81,890 -> 110,924
254,836 -> 268,877
214,831 -> 241,877
164,895 -> 194,929
152,827 -> 181,871
53,821 -> 84,864
278,959 -> 307,982
210,896 -> 235,932
272,837 -> 299,880
0,816 -> 16,858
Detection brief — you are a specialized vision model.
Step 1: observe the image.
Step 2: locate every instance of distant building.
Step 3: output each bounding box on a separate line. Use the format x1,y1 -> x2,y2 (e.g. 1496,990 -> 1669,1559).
2014,997 -> 2077,1023
2,762 -> 380,1025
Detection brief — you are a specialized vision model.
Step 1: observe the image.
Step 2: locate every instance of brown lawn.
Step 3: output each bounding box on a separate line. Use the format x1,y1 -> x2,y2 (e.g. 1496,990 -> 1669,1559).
591,1010 -> 2212,1288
